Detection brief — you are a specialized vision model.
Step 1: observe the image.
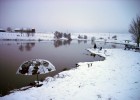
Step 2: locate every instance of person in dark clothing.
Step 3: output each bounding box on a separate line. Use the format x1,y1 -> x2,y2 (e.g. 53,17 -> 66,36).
94,43 -> 97,49
99,47 -> 102,50
98,47 -> 102,52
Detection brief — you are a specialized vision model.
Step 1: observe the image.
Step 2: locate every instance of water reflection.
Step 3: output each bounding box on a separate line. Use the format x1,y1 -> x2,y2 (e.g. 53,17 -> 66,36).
91,40 -> 95,45
78,40 -> 87,44
53,40 -> 71,48
18,42 -> 35,51
19,45 -> 24,51
0,40 -> 124,96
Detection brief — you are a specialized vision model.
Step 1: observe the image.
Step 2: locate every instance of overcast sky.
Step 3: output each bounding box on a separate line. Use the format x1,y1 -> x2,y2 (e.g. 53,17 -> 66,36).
0,0 -> 140,33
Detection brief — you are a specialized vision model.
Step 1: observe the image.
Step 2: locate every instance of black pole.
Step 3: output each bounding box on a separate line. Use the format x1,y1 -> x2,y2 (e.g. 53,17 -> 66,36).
37,74 -> 39,86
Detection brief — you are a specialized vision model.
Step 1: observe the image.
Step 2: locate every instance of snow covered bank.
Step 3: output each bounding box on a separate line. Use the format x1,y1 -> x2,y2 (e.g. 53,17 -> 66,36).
0,32 -> 133,44
72,33 -> 133,44
1,48 -> 140,100
0,32 -> 54,41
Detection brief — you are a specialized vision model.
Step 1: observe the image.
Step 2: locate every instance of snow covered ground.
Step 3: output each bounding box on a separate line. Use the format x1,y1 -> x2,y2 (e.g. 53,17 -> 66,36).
1,48 -> 140,100
71,32 -> 132,43
0,32 -> 54,41
0,32 -> 133,44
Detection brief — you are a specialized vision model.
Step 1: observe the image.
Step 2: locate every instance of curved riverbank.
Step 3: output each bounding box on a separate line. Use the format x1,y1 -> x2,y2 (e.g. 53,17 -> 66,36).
1,48 -> 140,100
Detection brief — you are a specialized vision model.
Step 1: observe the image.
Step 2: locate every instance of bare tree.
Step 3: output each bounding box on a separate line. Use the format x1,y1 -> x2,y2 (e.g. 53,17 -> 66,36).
26,29 -> 31,37
129,15 -> 140,47
31,29 -> 35,36
20,28 -> 24,36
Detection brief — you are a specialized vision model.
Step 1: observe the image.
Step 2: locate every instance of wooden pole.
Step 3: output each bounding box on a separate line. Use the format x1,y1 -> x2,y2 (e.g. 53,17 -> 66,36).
37,74 -> 39,86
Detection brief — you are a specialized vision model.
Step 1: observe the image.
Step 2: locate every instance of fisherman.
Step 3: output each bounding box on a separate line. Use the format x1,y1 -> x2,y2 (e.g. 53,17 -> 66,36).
99,47 -> 102,51
94,43 -> 97,49
98,47 -> 102,52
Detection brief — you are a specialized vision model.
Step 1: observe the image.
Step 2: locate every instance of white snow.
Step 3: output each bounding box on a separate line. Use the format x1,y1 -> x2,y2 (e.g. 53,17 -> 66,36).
0,32 -> 132,44
72,32 -> 132,41
1,47 -> 140,100
16,59 -> 56,75
0,32 -> 54,41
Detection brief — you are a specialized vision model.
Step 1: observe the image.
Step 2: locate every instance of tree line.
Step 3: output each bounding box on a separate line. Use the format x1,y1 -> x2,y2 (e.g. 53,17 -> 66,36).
4,27 -> 36,37
54,31 -> 72,40
78,35 -> 87,39
15,28 -> 35,37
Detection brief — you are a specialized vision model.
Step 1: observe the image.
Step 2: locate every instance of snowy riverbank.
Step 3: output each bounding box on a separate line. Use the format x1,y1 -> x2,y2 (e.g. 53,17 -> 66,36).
0,32 -> 54,41
1,48 -> 140,100
0,32 -> 133,44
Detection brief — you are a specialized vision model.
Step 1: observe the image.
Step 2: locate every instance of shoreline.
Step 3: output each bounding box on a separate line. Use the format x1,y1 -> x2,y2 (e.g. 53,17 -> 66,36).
1,33 -> 140,100
1,48 -> 140,99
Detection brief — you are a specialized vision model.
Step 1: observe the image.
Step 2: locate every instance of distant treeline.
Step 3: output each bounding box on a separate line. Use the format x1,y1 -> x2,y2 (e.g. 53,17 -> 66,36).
54,31 -> 72,40
78,35 -> 87,39
15,28 -> 36,37
0,27 -> 35,33
15,28 -> 35,33
0,27 -> 36,37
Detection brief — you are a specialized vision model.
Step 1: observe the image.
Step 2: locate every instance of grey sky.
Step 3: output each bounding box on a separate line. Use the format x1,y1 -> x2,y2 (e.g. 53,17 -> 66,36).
0,0 -> 140,33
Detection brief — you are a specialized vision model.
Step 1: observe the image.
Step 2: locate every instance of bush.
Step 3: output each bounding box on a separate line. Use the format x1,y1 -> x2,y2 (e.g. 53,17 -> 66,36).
54,31 -> 71,40
112,35 -> 117,40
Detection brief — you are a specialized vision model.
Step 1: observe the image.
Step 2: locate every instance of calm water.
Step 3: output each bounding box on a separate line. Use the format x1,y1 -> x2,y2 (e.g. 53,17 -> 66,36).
0,40 -> 124,96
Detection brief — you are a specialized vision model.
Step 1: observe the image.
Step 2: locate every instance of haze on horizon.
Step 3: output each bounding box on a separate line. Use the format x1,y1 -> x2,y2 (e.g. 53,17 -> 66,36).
0,0 -> 140,33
